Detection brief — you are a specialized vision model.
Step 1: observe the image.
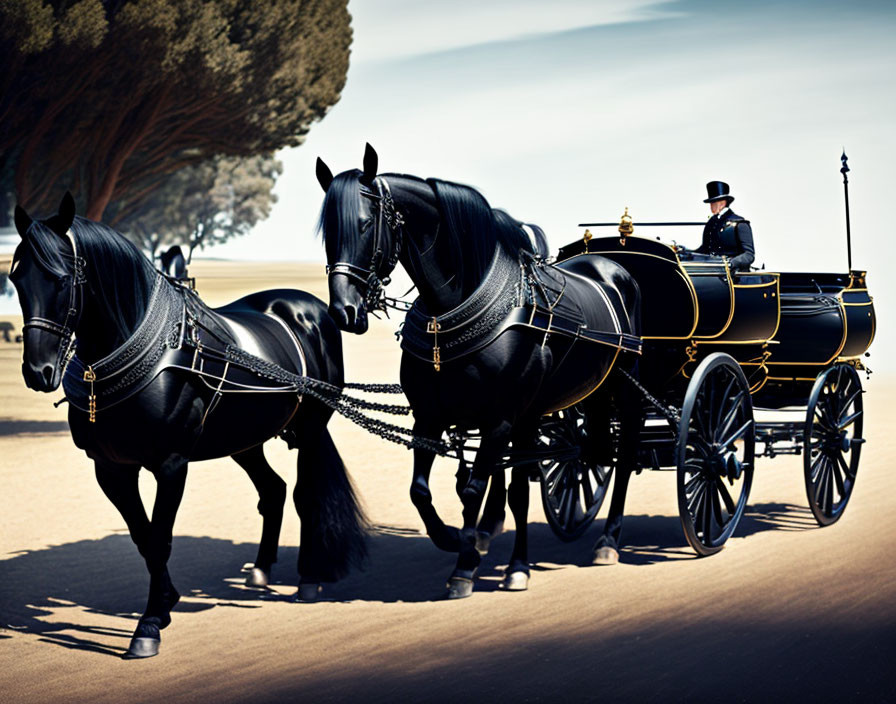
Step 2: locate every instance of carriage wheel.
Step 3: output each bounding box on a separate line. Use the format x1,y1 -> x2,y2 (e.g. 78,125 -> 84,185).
676,353 -> 755,556
804,364 -> 863,526
537,404 -> 612,542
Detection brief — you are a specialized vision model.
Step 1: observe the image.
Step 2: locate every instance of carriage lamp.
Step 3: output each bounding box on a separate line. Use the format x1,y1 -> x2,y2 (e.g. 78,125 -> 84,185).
619,207 -> 633,245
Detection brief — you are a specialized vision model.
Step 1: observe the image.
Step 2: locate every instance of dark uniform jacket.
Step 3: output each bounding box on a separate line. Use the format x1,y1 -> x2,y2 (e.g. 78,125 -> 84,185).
697,209 -> 755,272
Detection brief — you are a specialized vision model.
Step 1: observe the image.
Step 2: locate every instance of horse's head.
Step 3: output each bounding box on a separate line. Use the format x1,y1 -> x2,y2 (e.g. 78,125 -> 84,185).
316,143 -> 403,334
10,193 -> 83,392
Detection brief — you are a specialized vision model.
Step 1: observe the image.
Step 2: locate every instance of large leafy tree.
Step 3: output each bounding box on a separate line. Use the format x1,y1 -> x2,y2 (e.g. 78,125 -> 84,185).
0,0 -> 351,223
108,152 -> 283,260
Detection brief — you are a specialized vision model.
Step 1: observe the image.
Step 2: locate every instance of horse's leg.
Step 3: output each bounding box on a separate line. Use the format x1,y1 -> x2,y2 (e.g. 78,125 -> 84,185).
95,460 -> 151,560
502,464 -> 532,590
501,424 -> 537,591
409,421 -> 463,552
128,455 -> 188,657
94,460 -> 171,658
292,421 -> 367,602
447,421 -> 513,599
231,444 -> 287,587
592,384 -> 643,565
455,460 -> 506,555
475,473 -> 506,555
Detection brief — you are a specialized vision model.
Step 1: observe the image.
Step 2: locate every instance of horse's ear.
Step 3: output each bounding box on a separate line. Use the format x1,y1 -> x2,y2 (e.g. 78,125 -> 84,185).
362,143 -> 378,184
316,157 -> 334,193
57,191 -> 76,234
14,205 -> 32,237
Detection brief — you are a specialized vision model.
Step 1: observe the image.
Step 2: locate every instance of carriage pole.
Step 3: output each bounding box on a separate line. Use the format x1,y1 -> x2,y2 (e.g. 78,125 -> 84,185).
840,150 -> 852,271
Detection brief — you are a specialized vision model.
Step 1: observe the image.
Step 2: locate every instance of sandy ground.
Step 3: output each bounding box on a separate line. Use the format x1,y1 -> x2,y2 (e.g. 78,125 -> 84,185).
0,261 -> 893,703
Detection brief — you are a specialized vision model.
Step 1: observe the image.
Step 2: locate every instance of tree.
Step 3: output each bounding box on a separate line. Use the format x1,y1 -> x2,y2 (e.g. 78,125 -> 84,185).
0,0 -> 351,223
108,152 -> 282,260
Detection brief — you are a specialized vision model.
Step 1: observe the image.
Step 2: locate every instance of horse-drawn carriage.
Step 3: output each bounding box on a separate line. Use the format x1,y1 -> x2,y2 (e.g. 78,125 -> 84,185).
533,214 -> 874,554
10,148 -> 877,656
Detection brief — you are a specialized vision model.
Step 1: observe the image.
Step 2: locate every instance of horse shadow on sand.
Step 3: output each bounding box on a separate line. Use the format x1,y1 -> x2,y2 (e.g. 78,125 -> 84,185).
0,501 -> 815,656
0,418 -> 70,436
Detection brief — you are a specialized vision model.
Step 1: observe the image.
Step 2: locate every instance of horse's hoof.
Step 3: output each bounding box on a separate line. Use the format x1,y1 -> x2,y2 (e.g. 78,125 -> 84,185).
245,567 -> 269,588
124,637 -> 159,659
296,582 -> 322,602
593,546 -> 619,565
445,577 -> 474,599
500,571 -> 529,591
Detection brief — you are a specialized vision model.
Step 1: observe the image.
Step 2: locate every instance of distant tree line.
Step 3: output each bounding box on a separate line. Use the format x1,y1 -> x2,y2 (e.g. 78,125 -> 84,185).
0,0 -> 351,254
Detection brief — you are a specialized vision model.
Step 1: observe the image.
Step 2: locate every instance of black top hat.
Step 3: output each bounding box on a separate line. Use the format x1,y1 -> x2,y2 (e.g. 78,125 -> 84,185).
703,181 -> 734,204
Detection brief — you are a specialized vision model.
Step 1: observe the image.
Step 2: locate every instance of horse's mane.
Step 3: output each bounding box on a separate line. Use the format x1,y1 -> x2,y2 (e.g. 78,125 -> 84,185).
24,216 -> 157,342
425,178 -> 549,271
317,170 -> 549,282
318,169 -> 366,261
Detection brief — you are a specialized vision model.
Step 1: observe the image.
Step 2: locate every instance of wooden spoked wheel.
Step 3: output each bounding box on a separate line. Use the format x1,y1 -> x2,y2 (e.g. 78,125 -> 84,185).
677,353 -> 755,556
804,363 -> 864,526
537,404 -> 612,542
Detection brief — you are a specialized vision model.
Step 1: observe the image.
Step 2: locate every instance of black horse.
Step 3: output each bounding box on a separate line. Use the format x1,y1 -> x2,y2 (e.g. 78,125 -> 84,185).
316,145 -> 642,598
159,244 -> 188,281
10,194 -> 366,657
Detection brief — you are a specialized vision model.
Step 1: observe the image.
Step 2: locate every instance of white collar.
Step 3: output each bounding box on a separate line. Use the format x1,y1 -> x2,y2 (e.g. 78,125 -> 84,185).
714,206 -> 729,218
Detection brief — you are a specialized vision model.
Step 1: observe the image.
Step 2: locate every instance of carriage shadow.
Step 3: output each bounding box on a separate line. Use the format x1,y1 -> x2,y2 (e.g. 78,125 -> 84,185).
0,502 -> 814,655
587,501 -> 815,567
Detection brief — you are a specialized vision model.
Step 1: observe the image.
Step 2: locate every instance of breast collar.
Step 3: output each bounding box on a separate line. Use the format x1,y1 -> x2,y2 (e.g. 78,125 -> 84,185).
63,274 -> 186,417
399,246 -> 523,369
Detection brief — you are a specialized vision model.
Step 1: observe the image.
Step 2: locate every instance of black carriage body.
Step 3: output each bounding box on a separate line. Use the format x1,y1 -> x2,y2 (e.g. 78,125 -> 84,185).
556,233 -> 875,407
759,271 -> 875,406
543,229 -> 872,548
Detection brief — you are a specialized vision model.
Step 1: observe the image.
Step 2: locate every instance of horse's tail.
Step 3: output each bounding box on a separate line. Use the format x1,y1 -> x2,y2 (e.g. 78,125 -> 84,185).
294,422 -> 368,582
523,222 -> 550,259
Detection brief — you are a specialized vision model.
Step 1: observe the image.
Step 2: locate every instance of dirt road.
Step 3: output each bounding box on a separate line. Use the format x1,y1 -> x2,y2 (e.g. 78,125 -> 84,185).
1,262 -> 893,702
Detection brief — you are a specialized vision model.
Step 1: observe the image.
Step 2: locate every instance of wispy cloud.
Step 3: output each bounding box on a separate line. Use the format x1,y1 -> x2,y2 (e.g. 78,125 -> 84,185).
349,0 -> 680,62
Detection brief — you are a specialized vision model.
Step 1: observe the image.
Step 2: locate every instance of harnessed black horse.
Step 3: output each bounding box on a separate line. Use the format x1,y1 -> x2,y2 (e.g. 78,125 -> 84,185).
318,145 -> 644,598
10,194 -> 366,657
159,244 -> 188,282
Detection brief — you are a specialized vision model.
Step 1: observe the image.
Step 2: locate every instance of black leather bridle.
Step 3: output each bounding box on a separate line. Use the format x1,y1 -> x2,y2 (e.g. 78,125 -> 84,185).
326,177 -> 404,311
18,230 -> 87,375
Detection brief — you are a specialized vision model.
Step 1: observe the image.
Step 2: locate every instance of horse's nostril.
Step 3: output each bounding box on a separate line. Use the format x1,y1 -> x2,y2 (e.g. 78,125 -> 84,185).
41,364 -> 54,386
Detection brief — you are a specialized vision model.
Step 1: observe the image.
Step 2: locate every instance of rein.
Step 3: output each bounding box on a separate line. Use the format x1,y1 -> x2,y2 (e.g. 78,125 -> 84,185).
326,176 -> 405,312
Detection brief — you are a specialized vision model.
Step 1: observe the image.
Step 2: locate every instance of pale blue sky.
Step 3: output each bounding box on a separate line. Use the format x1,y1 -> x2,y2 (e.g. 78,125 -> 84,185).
210,0 -> 895,365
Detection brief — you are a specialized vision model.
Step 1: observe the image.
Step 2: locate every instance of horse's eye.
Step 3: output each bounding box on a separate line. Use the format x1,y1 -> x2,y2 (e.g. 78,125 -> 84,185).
360,218 -> 372,233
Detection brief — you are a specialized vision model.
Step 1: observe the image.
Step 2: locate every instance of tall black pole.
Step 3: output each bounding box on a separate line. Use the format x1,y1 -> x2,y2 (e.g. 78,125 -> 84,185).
841,150 -> 852,271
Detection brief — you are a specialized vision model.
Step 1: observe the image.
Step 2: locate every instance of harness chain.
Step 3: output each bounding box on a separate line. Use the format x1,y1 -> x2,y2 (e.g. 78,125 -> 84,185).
618,368 -> 681,425
222,345 -> 450,455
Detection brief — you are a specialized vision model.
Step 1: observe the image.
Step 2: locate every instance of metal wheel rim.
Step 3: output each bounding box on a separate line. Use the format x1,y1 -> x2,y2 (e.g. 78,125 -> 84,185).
538,404 -> 611,542
677,353 -> 755,556
804,364 -> 863,526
